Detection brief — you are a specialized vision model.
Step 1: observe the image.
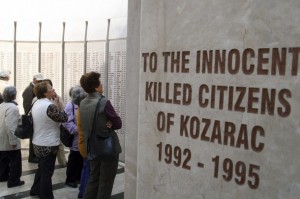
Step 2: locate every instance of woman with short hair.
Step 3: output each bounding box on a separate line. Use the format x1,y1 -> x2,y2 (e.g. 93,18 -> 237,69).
30,81 -> 68,199
43,78 -> 67,167
0,86 -> 24,188
79,71 -> 122,199
63,85 -> 87,188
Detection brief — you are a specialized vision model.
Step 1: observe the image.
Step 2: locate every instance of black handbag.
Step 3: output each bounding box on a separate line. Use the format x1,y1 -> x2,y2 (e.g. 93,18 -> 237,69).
87,97 -> 118,161
15,102 -> 35,139
60,103 -> 75,147
60,125 -> 74,147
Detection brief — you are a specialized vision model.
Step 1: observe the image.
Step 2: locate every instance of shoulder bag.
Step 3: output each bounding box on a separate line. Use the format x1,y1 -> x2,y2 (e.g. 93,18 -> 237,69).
87,97 -> 118,161
15,101 -> 35,139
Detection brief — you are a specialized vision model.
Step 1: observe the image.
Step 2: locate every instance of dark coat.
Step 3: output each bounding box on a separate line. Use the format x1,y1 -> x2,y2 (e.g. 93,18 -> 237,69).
22,83 -> 35,113
79,92 -> 122,160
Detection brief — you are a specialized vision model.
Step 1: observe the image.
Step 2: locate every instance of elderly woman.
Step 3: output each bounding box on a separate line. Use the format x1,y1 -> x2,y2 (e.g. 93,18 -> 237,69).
63,85 -> 87,188
79,71 -> 122,199
43,79 -> 67,167
0,86 -> 24,188
29,81 -> 67,199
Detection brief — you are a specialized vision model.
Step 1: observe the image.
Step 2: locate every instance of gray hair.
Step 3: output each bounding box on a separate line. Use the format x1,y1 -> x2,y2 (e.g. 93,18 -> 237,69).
3,86 -> 17,102
70,86 -> 87,106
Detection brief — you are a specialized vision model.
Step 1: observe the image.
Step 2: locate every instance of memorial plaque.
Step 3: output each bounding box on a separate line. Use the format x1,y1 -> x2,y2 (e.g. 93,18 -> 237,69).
130,0 -> 300,198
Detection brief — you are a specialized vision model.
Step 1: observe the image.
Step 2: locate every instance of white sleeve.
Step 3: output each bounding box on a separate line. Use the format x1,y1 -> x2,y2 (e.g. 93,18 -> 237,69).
5,105 -> 20,145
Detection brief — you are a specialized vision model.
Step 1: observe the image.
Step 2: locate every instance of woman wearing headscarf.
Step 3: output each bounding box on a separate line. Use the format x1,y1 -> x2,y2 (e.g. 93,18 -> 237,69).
79,71 -> 122,199
0,86 -> 24,188
30,81 -> 68,199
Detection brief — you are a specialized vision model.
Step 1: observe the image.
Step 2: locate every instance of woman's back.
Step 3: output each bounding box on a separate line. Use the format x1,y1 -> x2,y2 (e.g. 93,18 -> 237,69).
0,102 -> 20,150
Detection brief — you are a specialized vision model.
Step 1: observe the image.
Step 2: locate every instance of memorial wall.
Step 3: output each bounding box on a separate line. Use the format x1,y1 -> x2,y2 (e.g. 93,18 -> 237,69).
126,0 -> 300,198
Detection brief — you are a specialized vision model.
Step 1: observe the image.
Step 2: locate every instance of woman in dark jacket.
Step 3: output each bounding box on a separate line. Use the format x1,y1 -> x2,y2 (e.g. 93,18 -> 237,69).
78,71 -> 122,199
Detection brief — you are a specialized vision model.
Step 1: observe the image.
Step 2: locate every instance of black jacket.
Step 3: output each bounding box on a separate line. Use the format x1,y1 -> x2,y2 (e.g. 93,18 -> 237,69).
22,83 -> 35,113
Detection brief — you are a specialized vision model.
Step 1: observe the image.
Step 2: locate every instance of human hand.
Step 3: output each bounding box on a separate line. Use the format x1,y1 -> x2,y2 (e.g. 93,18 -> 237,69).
106,121 -> 112,128
53,94 -> 63,111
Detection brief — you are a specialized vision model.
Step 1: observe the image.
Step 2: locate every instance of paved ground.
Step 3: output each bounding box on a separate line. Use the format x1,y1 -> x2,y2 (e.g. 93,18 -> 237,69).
0,140 -> 124,199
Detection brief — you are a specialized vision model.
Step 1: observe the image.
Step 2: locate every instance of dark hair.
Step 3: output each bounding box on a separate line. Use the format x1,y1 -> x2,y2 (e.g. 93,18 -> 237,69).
80,72 -> 101,93
43,79 -> 53,87
69,87 -> 74,97
3,86 -> 17,102
34,81 -> 49,99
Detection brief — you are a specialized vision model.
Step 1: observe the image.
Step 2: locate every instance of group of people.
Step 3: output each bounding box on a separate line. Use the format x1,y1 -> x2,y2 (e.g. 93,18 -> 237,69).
0,70 -> 122,199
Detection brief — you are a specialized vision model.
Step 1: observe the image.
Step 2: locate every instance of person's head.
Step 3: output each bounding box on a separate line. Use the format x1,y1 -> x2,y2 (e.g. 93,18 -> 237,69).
33,73 -> 44,85
34,81 -> 55,100
0,70 -> 11,81
80,72 -> 103,94
70,86 -> 87,106
3,86 -> 17,102
43,79 -> 58,98
43,79 -> 53,87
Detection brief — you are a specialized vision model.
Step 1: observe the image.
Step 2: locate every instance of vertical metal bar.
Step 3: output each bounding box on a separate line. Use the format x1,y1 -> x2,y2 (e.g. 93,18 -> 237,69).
61,22 -> 66,98
104,19 -> 110,97
83,21 -> 88,74
13,21 -> 17,86
38,22 -> 42,72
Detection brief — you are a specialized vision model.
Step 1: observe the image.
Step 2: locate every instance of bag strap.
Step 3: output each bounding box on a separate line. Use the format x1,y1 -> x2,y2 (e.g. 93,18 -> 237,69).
72,102 -> 74,115
71,102 -> 75,123
90,96 -> 103,136
25,100 -> 36,116
0,93 -> 3,104
87,96 -> 102,156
